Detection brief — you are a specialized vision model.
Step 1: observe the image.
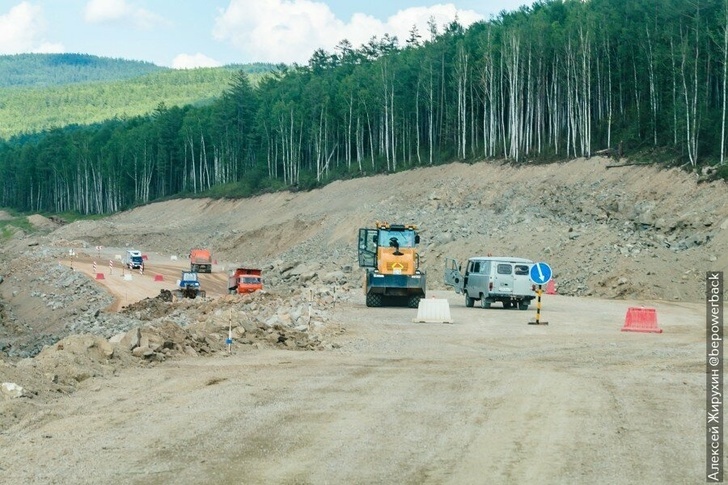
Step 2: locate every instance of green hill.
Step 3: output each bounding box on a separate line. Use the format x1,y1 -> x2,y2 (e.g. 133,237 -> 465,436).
0,54 -> 275,140
0,53 -> 164,88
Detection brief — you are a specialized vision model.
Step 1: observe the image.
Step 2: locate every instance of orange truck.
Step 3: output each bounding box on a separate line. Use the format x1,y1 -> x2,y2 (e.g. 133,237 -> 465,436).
189,248 -> 212,273
228,268 -> 263,294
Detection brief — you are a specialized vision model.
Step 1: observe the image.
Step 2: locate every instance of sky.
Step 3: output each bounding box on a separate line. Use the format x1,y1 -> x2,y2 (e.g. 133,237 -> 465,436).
0,0 -> 531,69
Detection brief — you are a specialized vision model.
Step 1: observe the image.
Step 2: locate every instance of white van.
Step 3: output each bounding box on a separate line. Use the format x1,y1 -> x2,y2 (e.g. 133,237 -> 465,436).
444,256 -> 536,310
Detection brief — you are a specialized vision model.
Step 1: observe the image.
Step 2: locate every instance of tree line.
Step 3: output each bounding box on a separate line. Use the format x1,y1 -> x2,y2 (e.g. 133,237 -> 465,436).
1,0 -> 726,215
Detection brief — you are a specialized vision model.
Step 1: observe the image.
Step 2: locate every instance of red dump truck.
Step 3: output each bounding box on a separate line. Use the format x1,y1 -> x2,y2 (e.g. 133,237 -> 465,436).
228,268 -> 263,294
189,248 -> 212,273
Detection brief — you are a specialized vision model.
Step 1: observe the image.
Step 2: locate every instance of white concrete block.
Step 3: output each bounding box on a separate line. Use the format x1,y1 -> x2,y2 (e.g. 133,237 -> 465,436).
412,298 -> 453,324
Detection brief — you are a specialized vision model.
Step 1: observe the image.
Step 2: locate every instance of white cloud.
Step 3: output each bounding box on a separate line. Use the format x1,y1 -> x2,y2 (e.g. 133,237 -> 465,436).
84,0 -> 128,22
388,5 -> 482,38
0,2 -> 62,54
83,0 -> 167,30
213,0 -> 484,64
33,41 -> 65,54
172,53 -> 222,70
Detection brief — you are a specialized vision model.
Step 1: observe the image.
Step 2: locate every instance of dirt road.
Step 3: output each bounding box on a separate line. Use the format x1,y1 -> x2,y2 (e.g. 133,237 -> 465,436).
0,289 -> 706,484
66,247 -> 231,311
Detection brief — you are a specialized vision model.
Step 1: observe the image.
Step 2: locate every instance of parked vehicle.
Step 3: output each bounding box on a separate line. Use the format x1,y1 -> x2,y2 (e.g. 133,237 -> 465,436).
189,248 -> 212,273
444,256 -> 535,310
357,221 -> 426,308
228,268 -> 263,294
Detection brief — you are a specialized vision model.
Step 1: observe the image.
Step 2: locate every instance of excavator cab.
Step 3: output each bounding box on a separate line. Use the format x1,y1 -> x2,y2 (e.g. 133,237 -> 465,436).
358,228 -> 378,268
358,225 -> 420,267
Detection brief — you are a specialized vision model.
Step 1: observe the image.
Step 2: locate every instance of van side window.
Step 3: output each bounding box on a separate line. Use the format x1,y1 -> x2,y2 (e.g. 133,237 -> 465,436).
497,264 -> 512,275
473,262 -> 480,273
514,265 -> 529,275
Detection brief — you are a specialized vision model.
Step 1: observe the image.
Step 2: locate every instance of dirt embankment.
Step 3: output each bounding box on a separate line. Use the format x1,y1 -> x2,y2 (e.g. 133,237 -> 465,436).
43,157 -> 728,300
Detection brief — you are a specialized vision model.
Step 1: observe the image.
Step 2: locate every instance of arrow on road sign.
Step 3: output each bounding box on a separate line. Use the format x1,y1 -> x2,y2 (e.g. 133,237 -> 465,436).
530,262 -> 553,285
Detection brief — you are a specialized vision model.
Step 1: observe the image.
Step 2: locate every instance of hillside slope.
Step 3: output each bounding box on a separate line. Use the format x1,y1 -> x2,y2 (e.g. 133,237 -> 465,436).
0,54 -> 274,140
45,156 -> 728,302
0,68 -> 238,140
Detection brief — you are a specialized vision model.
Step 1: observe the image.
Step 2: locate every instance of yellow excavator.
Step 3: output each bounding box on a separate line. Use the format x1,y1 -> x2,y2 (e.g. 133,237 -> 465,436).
357,221 -> 426,307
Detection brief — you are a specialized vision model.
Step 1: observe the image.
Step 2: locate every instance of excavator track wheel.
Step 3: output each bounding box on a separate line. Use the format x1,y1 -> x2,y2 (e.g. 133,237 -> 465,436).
366,294 -> 383,307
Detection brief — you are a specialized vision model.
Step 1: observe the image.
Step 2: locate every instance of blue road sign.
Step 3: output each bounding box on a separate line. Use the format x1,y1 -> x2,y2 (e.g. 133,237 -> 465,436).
530,262 -> 553,285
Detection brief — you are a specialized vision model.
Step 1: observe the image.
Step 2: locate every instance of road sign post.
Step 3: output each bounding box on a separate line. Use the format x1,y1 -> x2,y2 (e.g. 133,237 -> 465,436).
226,310 -> 233,354
529,262 -> 552,325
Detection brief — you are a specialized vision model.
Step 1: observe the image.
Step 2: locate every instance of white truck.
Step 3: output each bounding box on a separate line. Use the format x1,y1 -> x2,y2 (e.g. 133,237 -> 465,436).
124,250 -> 144,270
444,256 -> 536,310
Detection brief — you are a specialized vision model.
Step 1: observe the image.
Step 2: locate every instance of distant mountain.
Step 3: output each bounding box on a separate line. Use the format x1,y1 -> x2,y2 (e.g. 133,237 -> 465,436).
0,53 -> 165,88
0,54 -> 277,140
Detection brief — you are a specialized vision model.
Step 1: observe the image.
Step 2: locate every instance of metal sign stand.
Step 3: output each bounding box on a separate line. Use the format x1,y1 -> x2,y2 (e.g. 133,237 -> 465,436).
529,285 -> 548,325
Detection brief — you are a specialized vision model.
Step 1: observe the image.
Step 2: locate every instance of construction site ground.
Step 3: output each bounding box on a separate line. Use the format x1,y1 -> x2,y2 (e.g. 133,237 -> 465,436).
0,157 -> 722,483
1,290 -> 704,484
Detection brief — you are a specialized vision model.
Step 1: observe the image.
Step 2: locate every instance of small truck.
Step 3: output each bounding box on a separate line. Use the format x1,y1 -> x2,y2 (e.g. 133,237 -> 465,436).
228,268 -> 263,294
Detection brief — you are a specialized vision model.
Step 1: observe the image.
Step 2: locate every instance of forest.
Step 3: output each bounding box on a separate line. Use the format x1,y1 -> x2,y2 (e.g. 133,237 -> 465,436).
0,0 -> 727,215
0,58 -> 277,140
0,53 -> 164,88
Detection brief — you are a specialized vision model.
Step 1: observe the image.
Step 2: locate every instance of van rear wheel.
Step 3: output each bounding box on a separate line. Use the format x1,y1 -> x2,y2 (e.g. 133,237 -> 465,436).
480,296 -> 491,309
465,294 -> 474,307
